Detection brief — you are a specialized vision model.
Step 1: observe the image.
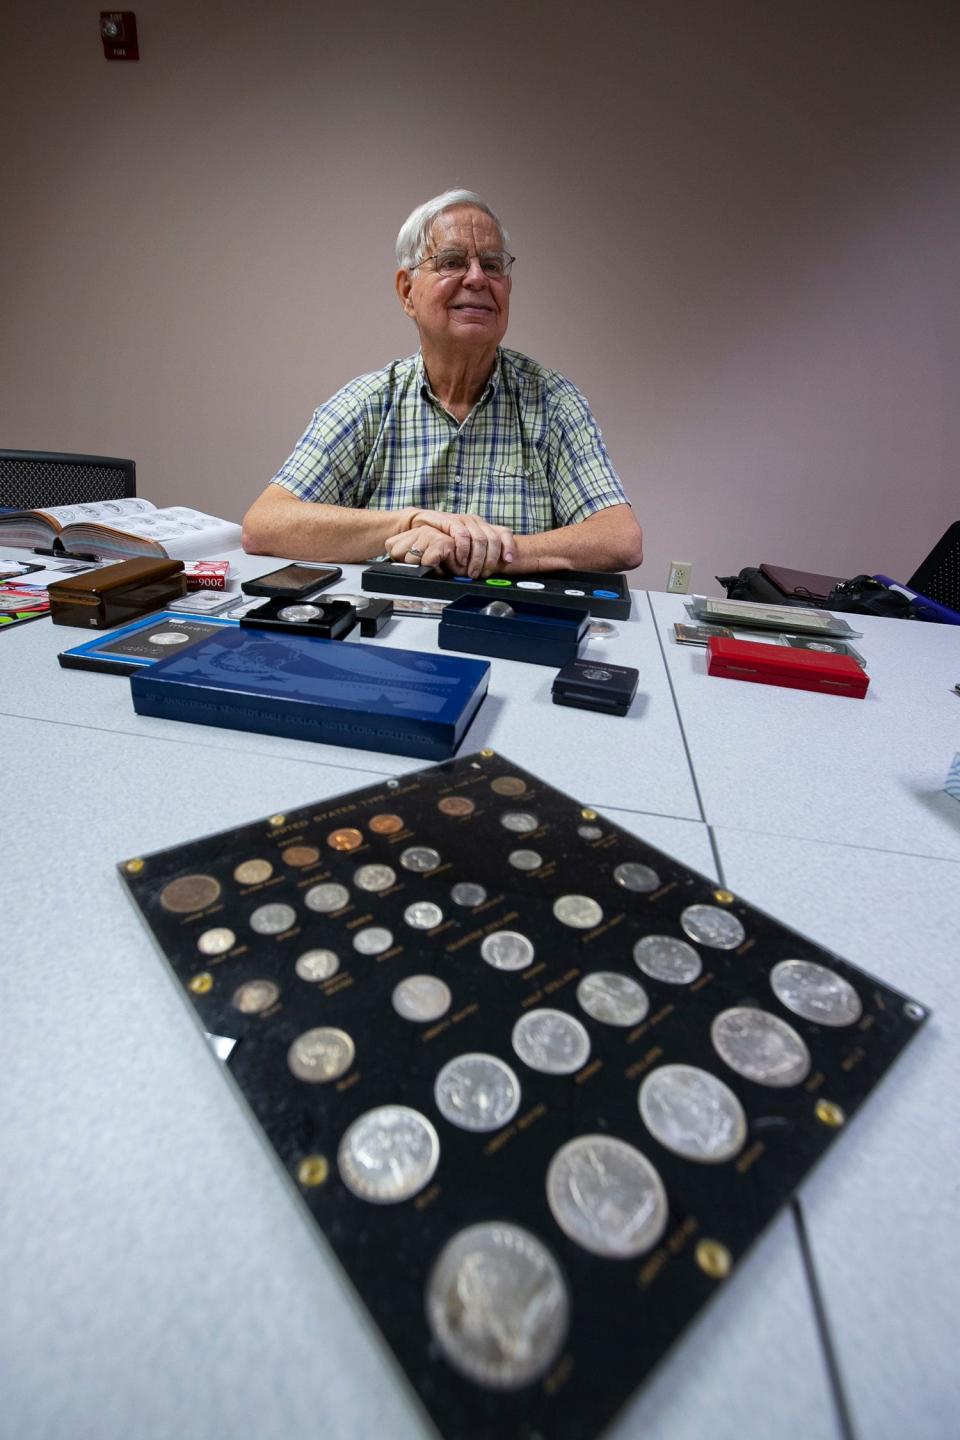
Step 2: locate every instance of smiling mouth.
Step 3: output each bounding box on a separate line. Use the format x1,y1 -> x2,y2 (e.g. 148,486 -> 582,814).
452,303 -> 495,313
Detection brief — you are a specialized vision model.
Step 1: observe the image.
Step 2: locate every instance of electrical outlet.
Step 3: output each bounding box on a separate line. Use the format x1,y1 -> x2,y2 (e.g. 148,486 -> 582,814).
667,561 -> 692,594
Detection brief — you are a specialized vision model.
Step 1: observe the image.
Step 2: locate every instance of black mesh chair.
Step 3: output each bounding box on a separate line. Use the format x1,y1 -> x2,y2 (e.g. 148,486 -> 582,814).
0,449 -> 136,510
906,521 -> 960,614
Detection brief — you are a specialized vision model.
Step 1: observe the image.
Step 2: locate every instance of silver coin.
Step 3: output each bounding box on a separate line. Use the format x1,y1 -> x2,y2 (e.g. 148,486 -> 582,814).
287,1026 -> 355,1083
295,948 -> 340,981
639,1064 -> 747,1163
508,849 -> 542,871
434,1053 -> 521,1132
613,861 -> 661,893
480,930 -> 535,971
576,971 -> 649,1026
404,900 -> 444,930
353,926 -> 394,956
277,603 -> 322,622
587,619 -> 619,638
353,863 -> 397,893
500,811 -> 539,834
338,1105 -> 439,1203
400,846 -> 442,873
231,979 -> 280,1014
633,935 -> 703,985
512,1009 -> 591,1074
770,959 -> 863,1027
304,882 -> 350,913
553,894 -> 604,930
451,881 -> 487,907
578,824 -> 603,840
197,926 -> 235,956
425,1222 -> 569,1389
712,1007 -> 811,1087
681,904 -> 746,950
249,901 -> 297,935
546,1135 -> 667,1258
392,974 -> 452,1022
148,630 -> 191,646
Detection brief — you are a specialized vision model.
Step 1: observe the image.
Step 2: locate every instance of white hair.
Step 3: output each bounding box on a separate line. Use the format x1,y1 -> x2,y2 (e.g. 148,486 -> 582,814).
395,189 -> 511,269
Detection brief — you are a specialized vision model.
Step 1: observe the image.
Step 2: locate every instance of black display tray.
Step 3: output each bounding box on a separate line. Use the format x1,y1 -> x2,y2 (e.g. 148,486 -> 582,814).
361,562 -> 633,619
118,752 -> 927,1440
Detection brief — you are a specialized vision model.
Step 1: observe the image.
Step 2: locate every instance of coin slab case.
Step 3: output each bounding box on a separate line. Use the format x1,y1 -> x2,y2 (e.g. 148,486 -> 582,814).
119,752 -> 927,1440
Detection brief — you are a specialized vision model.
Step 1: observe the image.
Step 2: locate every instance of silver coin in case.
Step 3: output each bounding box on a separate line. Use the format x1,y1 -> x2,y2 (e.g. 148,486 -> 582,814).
633,934 -> 703,985
295,948 -> 340,982
392,974 -> 452,1023
639,1064 -> 747,1163
512,1009 -> 590,1074
577,971 -> 649,1027
304,882 -> 350,913
287,1026 -> 355,1083
480,930 -> 535,971
770,958 -> 863,1026
553,894 -> 604,929
249,901 -> 296,935
711,1007 -> 811,1087
338,1105 -> 439,1204
434,1053 -> 521,1132
546,1135 -> 668,1258
681,904 -> 746,950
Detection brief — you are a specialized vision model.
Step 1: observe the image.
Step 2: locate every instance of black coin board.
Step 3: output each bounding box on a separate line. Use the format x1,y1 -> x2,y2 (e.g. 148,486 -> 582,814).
361,563 -> 632,619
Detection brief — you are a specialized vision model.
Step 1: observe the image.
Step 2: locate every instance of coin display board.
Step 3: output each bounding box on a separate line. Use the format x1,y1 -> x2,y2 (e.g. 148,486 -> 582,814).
119,752 -> 928,1440
361,563 -> 633,620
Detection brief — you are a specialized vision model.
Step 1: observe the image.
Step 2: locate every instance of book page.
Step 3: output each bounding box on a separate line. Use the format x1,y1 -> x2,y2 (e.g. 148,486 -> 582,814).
64,506 -> 243,561
37,498 -> 158,527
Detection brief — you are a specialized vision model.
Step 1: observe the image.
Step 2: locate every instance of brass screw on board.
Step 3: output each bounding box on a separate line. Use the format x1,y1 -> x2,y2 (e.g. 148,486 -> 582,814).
696,1240 -> 732,1279
713,889 -> 735,905
124,858 -> 145,874
188,973 -> 214,995
481,748 -> 495,758
581,808 -> 598,821
815,1099 -> 846,1128
298,1156 -> 329,1187
269,814 -> 286,828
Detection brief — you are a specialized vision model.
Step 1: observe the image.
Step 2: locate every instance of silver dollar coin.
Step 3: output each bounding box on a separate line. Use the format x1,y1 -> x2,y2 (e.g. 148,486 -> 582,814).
512,1009 -> 591,1075
295,948 -> 340,982
553,894 -> 604,930
639,1064 -> 747,1163
480,930 -> 535,971
400,846 -> 442,873
633,934 -> 703,985
770,959 -> 863,1027
434,1053 -> 521,1132
304,882 -> 350,913
681,904 -> 746,950
425,1222 -> 569,1389
148,630 -> 191,646
508,849 -> 542,871
277,603 -> 322,622
711,1007 -> 811,1087
546,1135 -> 668,1258
287,1026 -> 355,1083
577,971 -> 649,1027
249,901 -> 296,935
338,1105 -> 439,1203
451,881 -> 487,908
392,974 -> 452,1023
404,900 -> 444,930
613,861 -> 661,893
353,863 -> 397,893
353,926 -> 394,956
500,811 -> 539,834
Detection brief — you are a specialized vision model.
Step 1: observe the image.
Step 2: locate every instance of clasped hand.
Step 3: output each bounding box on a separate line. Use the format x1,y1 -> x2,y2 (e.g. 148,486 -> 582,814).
384,509 -> 517,579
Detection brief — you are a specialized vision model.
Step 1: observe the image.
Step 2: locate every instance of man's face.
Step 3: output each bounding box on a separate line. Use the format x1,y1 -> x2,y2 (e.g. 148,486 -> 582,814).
397,205 -> 511,353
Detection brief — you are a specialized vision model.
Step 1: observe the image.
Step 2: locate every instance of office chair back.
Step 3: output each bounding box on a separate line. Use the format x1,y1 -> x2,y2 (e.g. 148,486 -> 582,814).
907,521 -> 960,612
0,449 -> 136,510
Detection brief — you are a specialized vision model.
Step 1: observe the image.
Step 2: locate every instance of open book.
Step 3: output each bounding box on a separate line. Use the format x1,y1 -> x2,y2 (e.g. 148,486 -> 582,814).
0,498 -> 243,562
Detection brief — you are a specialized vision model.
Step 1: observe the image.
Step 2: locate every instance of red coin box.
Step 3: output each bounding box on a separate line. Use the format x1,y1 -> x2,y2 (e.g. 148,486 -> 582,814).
707,636 -> 869,698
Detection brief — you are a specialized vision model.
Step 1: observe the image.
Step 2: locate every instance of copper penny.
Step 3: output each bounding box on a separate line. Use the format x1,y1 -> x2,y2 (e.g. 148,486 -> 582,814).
327,828 -> 364,852
438,796 -> 476,817
369,813 -> 404,835
282,844 -> 320,868
490,776 -> 527,797
160,874 -> 221,914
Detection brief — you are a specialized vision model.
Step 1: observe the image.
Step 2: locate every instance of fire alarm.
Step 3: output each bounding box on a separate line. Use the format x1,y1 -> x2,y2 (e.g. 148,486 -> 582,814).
100,12 -> 139,61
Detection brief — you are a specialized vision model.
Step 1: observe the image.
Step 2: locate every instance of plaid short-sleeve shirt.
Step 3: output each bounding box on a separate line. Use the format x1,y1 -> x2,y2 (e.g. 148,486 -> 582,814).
270,348 -> 628,534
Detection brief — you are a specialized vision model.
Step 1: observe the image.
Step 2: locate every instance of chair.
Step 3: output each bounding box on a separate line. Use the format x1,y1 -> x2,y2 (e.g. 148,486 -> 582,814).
906,521 -> 960,613
0,449 -> 136,510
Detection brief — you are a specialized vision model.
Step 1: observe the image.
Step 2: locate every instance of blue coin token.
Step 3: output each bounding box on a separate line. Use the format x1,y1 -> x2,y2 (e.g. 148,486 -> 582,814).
452,576 -> 473,582
592,588 -> 619,599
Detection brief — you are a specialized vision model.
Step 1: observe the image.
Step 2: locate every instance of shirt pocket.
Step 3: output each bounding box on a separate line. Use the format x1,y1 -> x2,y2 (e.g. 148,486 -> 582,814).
472,464 -> 553,533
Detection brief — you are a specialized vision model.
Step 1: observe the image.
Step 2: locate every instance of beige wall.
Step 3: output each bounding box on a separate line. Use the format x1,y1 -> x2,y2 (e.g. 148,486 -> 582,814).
1,0 -> 957,590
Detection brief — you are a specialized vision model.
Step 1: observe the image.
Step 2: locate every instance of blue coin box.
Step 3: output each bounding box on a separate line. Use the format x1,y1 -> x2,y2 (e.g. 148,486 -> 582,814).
130,627 -> 489,760
437,593 -> 589,667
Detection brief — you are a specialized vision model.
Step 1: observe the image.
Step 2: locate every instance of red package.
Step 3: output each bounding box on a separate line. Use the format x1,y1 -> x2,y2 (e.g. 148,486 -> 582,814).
183,560 -> 230,591
707,636 -> 869,698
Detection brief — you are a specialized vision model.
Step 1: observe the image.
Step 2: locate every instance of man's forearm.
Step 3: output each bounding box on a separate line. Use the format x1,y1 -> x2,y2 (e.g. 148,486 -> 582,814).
504,505 -> 644,574
242,487 -> 417,562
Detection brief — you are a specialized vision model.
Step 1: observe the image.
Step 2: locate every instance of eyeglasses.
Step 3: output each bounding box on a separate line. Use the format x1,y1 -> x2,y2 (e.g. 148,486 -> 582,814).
409,249 -> 515,279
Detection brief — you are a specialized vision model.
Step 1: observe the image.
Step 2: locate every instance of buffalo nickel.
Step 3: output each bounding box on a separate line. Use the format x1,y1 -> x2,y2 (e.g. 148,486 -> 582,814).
392,975 -> 452,1023
770,959 -> 863,1026
577,971 -> 649,1027
338,1105 -> 439,1203
553,894 -> 603,930
353,863 -> 397,893
480,930 -> 534,971
681,904 -> 746,950
287,1026 -> 355,1083
425,1222 -> 569,1389
249,902 -> 296,935
639,1064 -> 747,1163
434,1053 -> 521,1132
633,935 -> 703,985
711,1007 -> 811,1087
400,846 -> 442,873
499,811 -> 539,834
512,1009 -> 590,1074
304,882 -> 350,913
546,1135 -> 668,1258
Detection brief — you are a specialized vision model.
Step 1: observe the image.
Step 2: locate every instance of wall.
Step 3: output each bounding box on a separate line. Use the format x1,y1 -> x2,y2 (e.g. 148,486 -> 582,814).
1,0 -> 956,590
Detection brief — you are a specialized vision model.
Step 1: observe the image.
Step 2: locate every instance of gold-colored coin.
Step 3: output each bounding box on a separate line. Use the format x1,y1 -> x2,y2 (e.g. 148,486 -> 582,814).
490,775 -> 526,797
369,813 -> 404,835
327,827 -> 363,851
713,889 -> 735,905
297,1155 -> 329,1187
695,1239 -> 732,1279
815,1099 -> 846,1128
438,795 -> 476,817
160,873 -> 221,914
233,858 -> 273,885
189,972 -> 214,995
281,844 -> 320,868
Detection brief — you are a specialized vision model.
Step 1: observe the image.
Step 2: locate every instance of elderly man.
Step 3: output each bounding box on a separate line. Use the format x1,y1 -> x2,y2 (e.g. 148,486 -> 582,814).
242,190 -> 643,578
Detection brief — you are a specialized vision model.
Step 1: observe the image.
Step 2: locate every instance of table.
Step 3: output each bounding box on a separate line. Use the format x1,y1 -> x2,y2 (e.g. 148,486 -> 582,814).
2,550 -> 957,1440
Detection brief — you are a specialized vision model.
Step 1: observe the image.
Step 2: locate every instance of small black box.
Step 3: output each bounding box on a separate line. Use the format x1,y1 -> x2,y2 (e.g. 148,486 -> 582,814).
438,594 -> 588,667
239,596 -> 357,640
552,657 -> 639,716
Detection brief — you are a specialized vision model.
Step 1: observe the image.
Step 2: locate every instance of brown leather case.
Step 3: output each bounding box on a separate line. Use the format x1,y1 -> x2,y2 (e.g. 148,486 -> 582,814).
48,558 -> 186,629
